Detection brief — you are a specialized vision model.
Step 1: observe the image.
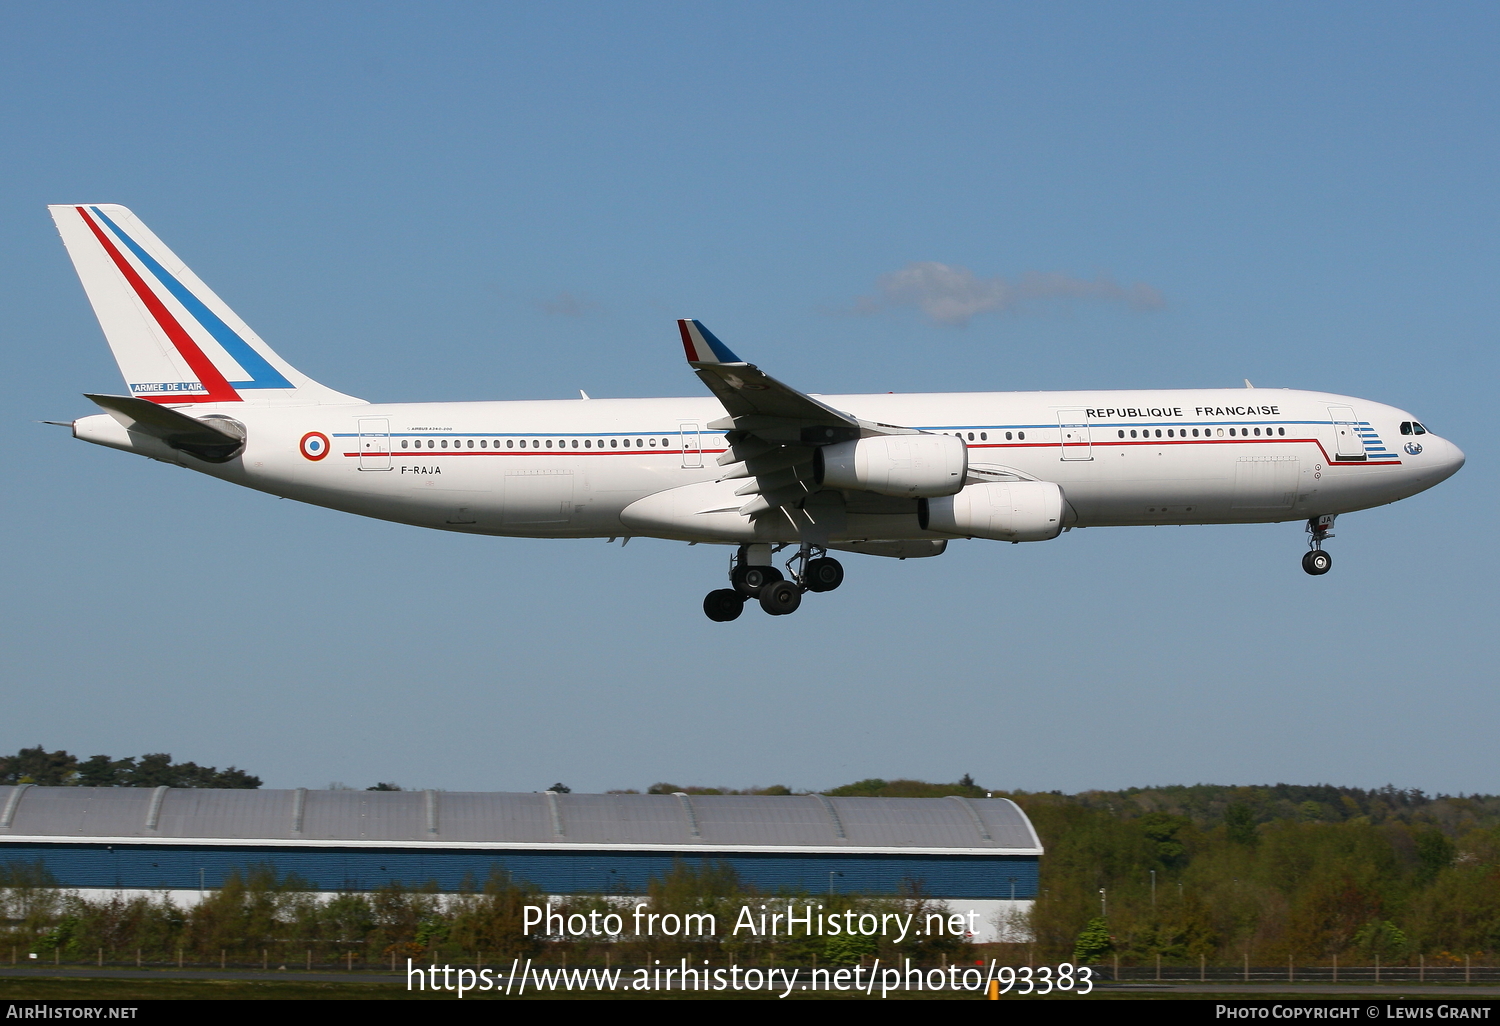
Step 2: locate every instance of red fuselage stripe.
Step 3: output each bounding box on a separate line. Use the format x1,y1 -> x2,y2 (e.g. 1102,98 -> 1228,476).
338,437 -> 1395,466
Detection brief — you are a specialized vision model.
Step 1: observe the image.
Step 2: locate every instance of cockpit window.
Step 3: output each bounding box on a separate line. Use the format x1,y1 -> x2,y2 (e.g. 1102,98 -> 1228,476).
1400,422 -> 1412,435
1413,422 -> 1427,435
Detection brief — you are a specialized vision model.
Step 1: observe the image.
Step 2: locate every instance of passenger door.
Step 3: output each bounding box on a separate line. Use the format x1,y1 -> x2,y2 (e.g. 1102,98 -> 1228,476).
679,422 -> 703,468
356,417 -> 391,471
1056,409 -> 1093,461
1327,405 -> 1366,461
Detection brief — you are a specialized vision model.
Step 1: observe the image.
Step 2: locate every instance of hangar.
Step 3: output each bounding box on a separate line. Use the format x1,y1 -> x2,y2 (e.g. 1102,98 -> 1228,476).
0,786 -> 1041,941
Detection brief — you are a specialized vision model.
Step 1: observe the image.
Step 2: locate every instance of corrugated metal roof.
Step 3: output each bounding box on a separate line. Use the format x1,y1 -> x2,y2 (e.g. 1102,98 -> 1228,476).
0,786 -> 1041,854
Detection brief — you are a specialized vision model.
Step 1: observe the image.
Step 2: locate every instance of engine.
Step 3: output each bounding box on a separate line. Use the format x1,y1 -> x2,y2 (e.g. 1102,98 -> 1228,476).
919,481 -> 1066,542
814,434 -> 967,498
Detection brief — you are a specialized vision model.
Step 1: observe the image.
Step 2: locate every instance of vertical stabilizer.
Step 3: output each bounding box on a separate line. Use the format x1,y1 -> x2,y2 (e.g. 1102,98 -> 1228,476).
49,204 -> 362,406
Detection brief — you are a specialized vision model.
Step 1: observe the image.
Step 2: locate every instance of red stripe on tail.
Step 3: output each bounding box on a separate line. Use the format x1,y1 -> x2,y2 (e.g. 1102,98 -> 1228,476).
677,319 -> 699,362
75,206 -> 240,404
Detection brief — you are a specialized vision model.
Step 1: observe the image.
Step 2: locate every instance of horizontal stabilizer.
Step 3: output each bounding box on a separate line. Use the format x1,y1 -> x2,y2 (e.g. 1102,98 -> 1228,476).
86,393 -> 245,462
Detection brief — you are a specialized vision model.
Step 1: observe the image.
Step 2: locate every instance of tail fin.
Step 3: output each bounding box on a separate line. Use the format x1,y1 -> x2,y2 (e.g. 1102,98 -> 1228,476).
49,204 -> 361,406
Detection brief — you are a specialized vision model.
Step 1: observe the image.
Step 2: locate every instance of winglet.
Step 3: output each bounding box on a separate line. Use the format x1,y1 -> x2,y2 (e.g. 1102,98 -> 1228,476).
678,319 -> 743,365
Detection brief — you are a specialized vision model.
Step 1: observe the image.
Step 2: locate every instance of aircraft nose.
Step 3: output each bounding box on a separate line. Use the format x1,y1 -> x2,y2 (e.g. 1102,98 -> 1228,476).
1445,438 -> 1466,474
1425,436 -> 1465,482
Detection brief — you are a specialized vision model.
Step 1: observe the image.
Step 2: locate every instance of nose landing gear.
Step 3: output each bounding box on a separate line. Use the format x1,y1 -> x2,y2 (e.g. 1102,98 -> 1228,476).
1302,515 -> 1335,575
703,544 -> 845,620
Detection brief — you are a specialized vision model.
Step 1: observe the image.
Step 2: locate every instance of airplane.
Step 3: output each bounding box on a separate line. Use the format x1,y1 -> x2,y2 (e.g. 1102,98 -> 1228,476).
48,204 -> 1465,621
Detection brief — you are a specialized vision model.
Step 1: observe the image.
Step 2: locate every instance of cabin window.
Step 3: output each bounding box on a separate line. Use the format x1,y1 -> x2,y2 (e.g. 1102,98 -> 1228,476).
546,439 -> 553,448
440,439 -> 448,448
401,439 -> 409,449
661,438 -> 669,447
1278,427 -> 1285,435
507,439 -> 514,448
980,432 -> 987,440
1017,432 -> 1025,440
571,439 -> 578,448
1118,430 -> 1125,438
610,438 -> 618,448
479,439 -> 487,448
967,432 -> 974,441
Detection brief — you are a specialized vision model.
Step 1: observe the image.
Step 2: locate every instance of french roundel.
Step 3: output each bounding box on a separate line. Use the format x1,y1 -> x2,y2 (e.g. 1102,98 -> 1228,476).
299,431 -> 331,461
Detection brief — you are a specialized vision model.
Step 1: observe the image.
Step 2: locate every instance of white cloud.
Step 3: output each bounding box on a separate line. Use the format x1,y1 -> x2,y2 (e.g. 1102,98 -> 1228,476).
859,261 -> 1165,325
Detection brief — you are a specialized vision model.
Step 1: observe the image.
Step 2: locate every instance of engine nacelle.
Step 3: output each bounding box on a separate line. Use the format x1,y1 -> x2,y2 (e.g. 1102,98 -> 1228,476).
919,481 -> 1066,542
814,434 -> 967,498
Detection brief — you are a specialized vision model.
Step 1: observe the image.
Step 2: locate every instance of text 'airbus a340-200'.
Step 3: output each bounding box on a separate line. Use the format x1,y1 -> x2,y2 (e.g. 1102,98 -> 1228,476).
48,205 -> 1464,620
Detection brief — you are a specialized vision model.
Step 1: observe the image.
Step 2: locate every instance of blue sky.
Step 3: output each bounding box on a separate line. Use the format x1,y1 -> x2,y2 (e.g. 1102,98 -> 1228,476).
1,2 -> 1495,795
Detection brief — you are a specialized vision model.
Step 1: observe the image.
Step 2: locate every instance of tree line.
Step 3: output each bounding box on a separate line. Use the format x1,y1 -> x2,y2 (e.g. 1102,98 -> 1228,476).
0,746 -> 260,789
1006,784 -> 1500,965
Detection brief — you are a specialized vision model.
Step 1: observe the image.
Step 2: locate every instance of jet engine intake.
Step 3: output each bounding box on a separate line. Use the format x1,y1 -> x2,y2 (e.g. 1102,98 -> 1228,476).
814,434 -> 967,498
919,481 -> 1065,542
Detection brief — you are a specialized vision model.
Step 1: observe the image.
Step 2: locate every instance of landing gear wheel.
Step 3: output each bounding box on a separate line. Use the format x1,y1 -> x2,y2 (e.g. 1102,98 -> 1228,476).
732,565 -> 783,596
704,589 -> 745,622
758,579 -> 803,616
803,557 -> 844,593
1302,550 -> 1332,576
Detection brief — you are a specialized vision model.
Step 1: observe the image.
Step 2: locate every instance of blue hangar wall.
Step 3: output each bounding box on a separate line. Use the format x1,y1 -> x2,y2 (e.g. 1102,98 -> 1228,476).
0,843 -> 1040,899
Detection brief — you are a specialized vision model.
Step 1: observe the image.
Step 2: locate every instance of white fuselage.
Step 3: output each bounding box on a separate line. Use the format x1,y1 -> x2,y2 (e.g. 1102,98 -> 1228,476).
73,387 -> 1464,546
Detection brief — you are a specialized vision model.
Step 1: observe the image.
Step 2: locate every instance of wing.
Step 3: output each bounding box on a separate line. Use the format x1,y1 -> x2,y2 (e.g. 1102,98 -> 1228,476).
679,319 -> 861,439
678,319 -> 920,521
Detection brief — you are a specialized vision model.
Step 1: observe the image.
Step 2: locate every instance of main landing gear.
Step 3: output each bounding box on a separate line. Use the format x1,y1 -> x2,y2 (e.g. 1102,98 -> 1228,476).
703,544 -> 844,621
1302,514 -> 1335,576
